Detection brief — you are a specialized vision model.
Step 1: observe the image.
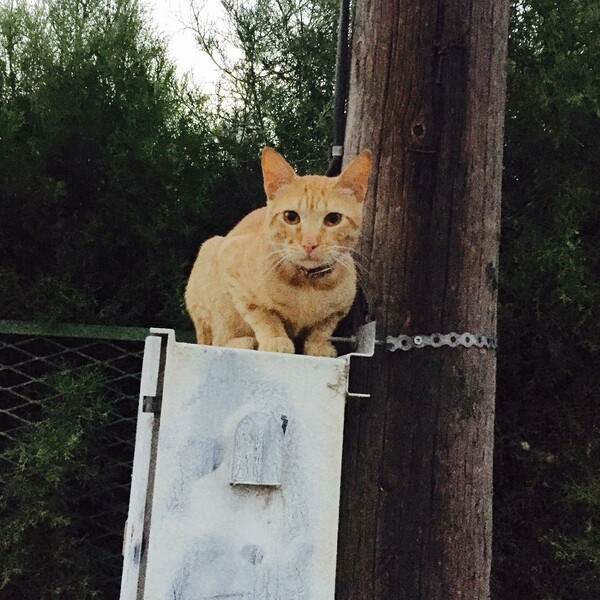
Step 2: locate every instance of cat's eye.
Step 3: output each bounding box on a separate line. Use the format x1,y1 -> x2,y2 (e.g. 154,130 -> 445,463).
324,212 -> 342,226
283,210 -> 300,225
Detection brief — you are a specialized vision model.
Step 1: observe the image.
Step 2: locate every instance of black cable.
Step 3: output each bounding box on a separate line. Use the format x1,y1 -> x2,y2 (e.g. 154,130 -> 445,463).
325,0 -> 351,177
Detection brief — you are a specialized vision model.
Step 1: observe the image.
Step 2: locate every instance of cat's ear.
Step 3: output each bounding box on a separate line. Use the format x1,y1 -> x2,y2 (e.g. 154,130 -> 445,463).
336,150 -> 372,202
261,147 -> 297,201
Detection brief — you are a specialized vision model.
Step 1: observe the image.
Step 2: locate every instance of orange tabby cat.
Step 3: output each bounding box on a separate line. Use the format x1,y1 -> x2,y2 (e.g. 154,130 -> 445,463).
185,147 -> 371,357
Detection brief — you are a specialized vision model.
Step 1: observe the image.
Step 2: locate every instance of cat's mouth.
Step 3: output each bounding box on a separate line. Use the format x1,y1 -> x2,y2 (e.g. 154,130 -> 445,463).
296,256 -> 324,267
284,252 -> 335,277
298,263 -> 335,279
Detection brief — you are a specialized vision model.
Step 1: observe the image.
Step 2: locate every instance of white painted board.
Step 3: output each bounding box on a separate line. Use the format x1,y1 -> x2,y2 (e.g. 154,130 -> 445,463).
128,330 -> 350,600
120,334 -> 162,600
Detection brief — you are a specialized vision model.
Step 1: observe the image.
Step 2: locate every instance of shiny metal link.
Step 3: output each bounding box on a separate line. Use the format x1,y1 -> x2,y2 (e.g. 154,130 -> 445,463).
386,332 -> 497,351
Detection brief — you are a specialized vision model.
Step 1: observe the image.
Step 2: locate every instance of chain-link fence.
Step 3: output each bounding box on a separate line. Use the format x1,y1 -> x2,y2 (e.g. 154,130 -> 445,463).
0,321 -> 192,599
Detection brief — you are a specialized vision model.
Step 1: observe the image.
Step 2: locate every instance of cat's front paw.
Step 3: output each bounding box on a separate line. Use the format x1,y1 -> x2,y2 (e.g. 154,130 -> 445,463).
227,336 -> 258,350
304,340 -> 337,358
259,336 -> 295,354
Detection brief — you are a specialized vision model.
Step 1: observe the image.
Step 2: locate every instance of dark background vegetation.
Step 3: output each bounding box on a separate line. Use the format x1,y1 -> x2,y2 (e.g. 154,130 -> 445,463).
0,0 -> 597,598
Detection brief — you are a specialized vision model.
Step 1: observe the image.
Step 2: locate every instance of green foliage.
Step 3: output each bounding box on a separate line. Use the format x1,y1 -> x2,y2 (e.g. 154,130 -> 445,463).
0,0 -> 221,328
0,368 -> 113,599
542,478 -> 600,595
182,0 -> 339,239
494,1 -> 600,598
193,0 -> 337,173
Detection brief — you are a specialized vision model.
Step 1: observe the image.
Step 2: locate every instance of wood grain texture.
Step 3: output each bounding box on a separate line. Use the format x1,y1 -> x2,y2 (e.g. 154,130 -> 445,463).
337,1 -> 509,598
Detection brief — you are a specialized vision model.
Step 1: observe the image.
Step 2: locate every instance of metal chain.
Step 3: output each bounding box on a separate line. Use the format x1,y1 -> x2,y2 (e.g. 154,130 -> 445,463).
386,332 -> 497,351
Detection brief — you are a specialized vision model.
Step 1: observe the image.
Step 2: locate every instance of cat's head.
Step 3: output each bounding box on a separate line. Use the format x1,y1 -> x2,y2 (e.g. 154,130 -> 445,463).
261,147 -> 372,271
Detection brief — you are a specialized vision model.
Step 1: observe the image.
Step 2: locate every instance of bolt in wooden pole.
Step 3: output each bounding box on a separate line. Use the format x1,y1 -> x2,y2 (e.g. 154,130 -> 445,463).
336,1 -> 509,598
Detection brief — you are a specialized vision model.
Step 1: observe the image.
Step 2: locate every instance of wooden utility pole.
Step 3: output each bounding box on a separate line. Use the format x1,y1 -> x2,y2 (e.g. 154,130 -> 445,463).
336,1 -> 509,599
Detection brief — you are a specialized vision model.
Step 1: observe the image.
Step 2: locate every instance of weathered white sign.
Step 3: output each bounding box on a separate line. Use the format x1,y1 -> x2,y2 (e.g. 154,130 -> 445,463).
121,328 -> 372,600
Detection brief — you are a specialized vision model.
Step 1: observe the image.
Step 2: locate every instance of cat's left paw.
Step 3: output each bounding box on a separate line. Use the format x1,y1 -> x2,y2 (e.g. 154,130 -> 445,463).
259,336 -> 295,354
227,336 -> 258,350
304,340 -> 337,358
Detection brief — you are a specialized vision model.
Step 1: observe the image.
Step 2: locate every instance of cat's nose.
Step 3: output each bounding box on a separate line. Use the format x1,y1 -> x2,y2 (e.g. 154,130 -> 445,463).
302,242 -> 319,254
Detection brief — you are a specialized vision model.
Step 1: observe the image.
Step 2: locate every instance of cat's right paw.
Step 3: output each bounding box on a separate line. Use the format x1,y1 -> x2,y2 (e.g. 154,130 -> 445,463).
304,339 -> 337,358
259,336 -> 295,354
227,336 -> 258,350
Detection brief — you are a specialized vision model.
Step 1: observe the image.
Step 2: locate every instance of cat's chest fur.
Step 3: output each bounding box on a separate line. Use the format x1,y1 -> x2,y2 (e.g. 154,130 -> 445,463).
222,234 -> 356,334
265,268 -> 355,335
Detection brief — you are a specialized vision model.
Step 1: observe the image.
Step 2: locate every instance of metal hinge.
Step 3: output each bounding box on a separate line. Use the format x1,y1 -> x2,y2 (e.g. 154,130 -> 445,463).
142,395 -> 161,414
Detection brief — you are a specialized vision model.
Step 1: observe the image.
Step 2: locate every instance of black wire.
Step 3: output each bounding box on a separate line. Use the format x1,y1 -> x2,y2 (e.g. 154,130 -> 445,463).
325,0 -> 351,177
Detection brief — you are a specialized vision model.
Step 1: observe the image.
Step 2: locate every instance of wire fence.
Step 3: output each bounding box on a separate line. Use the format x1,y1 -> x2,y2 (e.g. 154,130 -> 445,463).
0,321 -> 192,598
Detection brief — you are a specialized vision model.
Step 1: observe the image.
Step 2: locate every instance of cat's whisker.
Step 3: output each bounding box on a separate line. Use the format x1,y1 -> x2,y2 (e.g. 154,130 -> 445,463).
331,251 -> 355,274
352,258 -> 369,276
343,251 -> 369,276
261,249 -> 284,272
348,251 -> 371,268
331,250 -> 368,289
331,248 -> 356,265
328,246 -> 367,266
264,252 -> 289,277
271,250 -> 295,274
355,269 -> 368,291
267,250 -> 286,263
334,245 -> 370,265
264,248 -> 286,262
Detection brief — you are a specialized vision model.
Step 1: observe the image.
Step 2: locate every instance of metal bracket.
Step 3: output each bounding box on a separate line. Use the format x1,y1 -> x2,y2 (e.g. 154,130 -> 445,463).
338,321 -> 377,359
331,320 -> 378,356
341,321 -> 376,399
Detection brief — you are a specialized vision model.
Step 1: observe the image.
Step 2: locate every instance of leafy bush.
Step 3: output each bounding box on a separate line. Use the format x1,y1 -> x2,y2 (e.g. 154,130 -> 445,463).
0,0 -> 221,328
193,0 -> 337,173
0,367 -> 117,599
493,1 -> 600,598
